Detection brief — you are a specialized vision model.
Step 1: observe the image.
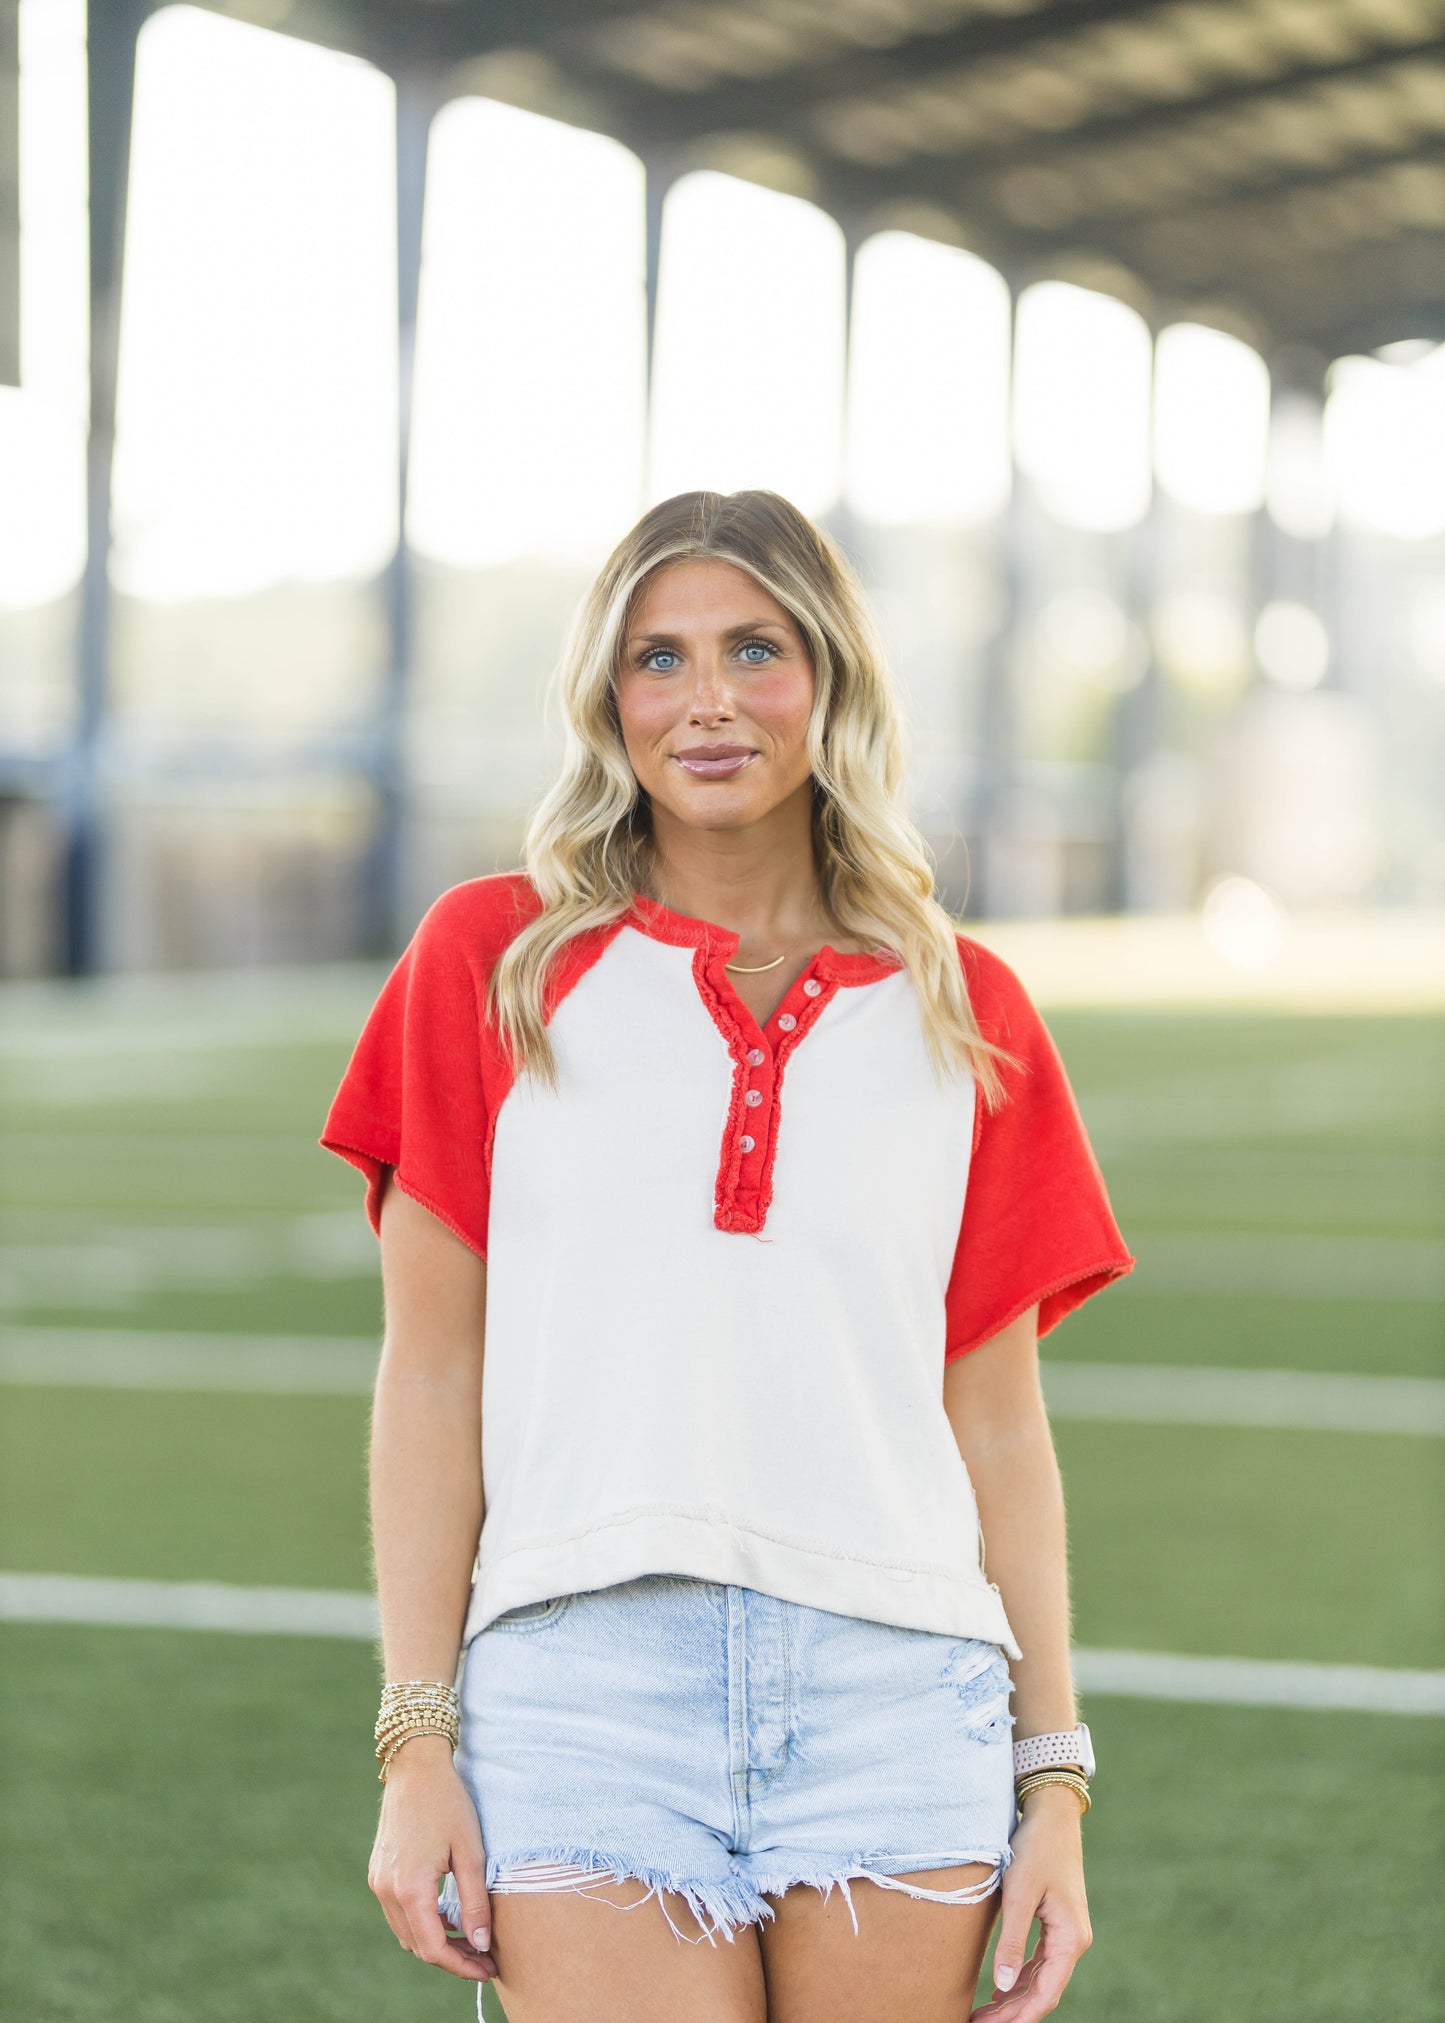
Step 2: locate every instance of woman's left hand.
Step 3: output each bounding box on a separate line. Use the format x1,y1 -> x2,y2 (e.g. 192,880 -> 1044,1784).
970,1788 -> 1092,2021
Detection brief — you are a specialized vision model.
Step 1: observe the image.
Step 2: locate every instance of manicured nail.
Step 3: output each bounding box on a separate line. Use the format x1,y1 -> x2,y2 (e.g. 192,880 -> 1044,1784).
995,1961 -> 1017,1990
472,1927 -> 490,1952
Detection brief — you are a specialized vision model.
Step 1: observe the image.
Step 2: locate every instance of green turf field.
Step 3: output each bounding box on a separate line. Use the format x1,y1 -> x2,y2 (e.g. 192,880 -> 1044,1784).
2,976 -> 1442,2021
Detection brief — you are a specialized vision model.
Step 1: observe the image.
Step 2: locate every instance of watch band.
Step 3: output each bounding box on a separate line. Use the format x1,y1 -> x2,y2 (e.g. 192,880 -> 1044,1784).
1013,1725 -> 1094,1780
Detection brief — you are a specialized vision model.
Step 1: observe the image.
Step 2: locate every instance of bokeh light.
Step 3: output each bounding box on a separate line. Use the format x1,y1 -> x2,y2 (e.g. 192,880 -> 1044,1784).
648,171 -> 845,513
1323,347 -> 1445,542
1033,588 -> 1144,691
0,0 -> 87,611
1255,601 -> 1330,692
1201,875 -> 1288,969
1154,323 -> 1270,517
406,100 -> 646,570
845,230 -> 1010,527
1013,281 -> 1152,532
1408,581 -> 1445,687
1153,589 -> 1252,701
111,4 -> 397,600
1266,390 -> 1334,540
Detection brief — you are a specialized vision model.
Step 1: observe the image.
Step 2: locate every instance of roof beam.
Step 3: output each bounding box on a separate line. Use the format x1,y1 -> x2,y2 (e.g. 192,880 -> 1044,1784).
1220,234 -> 1445,353
1111,137 -> 1445,224
185,0 -> 644,73
985,123 -> 1445,235
937,42 -> 1445,180
815,136 -> 1445,353
574,0 -> 1160,121
573,8 -> 1445,166
1122,152 -> 1445,279
800,47 -> 1445,234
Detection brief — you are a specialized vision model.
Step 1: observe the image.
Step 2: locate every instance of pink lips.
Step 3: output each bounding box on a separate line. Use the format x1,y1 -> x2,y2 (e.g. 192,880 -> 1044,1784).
673,745 -> 758,779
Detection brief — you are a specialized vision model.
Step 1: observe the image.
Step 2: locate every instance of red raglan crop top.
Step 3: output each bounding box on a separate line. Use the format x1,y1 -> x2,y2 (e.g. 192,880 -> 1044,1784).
322,873 -> 1133,1656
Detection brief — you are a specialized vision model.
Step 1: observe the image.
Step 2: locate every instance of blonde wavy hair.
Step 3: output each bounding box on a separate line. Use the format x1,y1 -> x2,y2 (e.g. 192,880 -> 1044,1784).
488,489 -> 1007,1106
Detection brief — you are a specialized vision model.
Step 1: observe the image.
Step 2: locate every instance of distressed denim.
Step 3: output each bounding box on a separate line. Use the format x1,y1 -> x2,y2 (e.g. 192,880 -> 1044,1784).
438,1572 -> 1017,1961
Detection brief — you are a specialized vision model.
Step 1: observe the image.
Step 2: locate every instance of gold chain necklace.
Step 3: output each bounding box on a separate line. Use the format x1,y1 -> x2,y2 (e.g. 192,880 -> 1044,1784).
724,951 -> 788,974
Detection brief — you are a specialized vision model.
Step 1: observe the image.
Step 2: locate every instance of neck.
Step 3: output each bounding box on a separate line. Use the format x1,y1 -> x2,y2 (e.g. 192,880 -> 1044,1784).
646,786 -> 827,948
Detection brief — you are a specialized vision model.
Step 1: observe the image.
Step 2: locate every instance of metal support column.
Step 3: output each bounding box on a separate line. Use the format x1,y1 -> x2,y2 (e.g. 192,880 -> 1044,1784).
642,148 -> 681,493
65,0 -> 148,973
971,275 -> 1024,919
822,212 -> 864,569
361,64 -> 441,955
1111,502 -> 1165,912
643,155 -> 666,399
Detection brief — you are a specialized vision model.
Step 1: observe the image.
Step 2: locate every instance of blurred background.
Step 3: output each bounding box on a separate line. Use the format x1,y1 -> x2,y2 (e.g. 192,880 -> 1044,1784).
1,2 -> 1441,2019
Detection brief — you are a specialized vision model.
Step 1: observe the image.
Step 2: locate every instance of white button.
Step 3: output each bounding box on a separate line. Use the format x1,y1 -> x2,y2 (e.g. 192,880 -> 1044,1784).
739,1135 -> 755,1153
803,978 -> 823,997
777,1013 -> 797,1031
745,1089 -> 763,1107
746,1047 -> 765,1066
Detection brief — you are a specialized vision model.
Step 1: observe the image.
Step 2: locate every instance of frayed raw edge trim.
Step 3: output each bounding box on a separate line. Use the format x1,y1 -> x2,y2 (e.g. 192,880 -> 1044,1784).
439,1847 -> 766,1949
439,1844 -> 1013,1949
746,1848 -> 1013,1939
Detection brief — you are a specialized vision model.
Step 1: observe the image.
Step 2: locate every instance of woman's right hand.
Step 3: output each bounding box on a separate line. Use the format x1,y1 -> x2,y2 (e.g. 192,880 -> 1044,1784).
368,1735 -> 498,1984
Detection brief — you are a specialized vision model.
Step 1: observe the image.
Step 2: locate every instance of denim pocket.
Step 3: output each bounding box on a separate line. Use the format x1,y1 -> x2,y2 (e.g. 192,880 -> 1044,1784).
943,1638 -> 1015,1744
489,1594 -> 574,1632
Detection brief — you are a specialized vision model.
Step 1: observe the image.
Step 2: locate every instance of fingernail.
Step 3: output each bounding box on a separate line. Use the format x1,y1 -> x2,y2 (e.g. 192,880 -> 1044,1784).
995,1962 -> 1017,1990
472,1927 -> 490,1952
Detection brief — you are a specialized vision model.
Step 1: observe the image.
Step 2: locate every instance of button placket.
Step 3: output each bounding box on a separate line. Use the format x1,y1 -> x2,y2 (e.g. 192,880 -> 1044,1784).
698,948 -> 841,1233
739,1044 -> 770,1157
633,901 -> 894,1232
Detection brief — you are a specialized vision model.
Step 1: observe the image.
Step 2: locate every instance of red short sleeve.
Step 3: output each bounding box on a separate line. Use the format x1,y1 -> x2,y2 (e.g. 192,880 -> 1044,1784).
944,937 -> 1134,1360
318,877 -> 536,1257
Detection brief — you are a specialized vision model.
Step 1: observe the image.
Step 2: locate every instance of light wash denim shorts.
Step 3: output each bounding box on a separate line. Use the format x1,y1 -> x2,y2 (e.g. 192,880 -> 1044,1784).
438,1573 -> 1017,1954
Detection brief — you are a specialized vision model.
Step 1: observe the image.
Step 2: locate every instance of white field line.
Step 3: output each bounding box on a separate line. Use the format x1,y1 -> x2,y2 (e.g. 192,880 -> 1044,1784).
2,1227 -> 1440,1305
4,1329 -> 1441,1436
2,1572 -> 1440,1716
1071,1648 -> 1445,1716
0,1328 -> 378,1394
1117,1232 -> 1445,1302
0,1574 -> 379,1639
1040,1361 -> 1445,1436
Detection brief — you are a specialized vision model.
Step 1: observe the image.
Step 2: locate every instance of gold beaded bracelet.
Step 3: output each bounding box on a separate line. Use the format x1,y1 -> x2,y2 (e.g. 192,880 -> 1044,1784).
1015,1768 -> 1092,1816
374,1680 -> 460,1783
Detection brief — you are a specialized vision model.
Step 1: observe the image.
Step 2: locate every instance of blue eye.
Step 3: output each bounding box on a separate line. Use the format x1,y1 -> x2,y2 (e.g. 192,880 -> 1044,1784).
636,637 -> 779,673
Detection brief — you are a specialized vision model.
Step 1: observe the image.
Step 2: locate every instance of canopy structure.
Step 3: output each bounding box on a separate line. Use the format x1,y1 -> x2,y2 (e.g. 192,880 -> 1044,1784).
47,2 -> 1445,968
180,0 -> 1445,364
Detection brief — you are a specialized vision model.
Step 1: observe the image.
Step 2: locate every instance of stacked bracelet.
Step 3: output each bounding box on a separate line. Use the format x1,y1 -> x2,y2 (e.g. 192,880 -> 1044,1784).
1015,1768 -> 1091,1815
374,1679 -> 460,1783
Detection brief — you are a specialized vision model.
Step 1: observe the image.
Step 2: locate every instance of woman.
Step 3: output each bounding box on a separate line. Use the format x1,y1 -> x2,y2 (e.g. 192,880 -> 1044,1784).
322,489 -> 1132,2023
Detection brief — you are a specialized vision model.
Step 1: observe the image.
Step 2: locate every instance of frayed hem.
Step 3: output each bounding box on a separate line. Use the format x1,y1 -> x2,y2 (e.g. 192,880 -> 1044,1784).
747,1848 -> 1012,1938
438,1843 -> 1012,1948
439,1845 -> 766,1948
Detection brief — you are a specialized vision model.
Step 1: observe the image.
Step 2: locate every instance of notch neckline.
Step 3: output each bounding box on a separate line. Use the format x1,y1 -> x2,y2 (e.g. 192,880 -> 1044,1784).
625,892 -> 900,985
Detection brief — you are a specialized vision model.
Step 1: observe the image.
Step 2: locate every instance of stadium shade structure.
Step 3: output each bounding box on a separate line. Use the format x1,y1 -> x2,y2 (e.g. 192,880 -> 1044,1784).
33,2 -> 1445,966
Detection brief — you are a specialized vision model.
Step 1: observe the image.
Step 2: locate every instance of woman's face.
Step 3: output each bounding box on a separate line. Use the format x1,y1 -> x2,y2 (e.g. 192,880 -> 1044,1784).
615,558 -> 816,834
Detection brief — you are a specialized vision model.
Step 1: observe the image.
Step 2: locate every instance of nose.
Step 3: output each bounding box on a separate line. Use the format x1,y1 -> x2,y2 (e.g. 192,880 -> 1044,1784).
685,651 -> 736,725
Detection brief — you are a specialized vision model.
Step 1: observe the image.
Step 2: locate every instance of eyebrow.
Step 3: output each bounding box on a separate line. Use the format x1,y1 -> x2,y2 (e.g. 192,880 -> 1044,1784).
626,619 -> 791,646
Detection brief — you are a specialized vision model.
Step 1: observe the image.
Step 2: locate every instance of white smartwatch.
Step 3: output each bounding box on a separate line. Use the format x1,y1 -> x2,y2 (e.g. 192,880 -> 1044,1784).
1013,1724 -> 1094,1780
